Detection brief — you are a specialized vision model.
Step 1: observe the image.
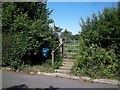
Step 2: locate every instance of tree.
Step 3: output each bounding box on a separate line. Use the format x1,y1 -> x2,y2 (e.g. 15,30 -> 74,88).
71,34 -> 79,41
60,29 -> 72,42
2,2 -> 59,69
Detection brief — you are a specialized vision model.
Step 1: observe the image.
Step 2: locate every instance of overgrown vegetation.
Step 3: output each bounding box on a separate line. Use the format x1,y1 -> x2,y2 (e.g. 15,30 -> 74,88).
0,32 -> 1,66
72,2 -> 120,79
2,2 -> 62,71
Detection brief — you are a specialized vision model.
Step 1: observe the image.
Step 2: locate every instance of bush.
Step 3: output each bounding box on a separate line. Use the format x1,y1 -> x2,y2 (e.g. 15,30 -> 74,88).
2,2 -> 60,70
72,44 -> 119,78
53,50 -> 62,69
72,3 -> 120,79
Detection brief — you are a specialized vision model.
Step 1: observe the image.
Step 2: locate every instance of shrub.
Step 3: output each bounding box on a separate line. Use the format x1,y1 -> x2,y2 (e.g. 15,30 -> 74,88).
2,2 -> 60,70
73,3 -> 120,79
72,44 -> 119,78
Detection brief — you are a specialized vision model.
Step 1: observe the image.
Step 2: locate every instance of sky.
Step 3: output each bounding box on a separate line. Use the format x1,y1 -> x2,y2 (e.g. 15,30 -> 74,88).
47,2 -> 117,35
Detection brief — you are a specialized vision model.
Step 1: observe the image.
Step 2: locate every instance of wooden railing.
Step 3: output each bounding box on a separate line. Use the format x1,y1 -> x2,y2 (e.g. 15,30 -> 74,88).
51,43 -> 63,66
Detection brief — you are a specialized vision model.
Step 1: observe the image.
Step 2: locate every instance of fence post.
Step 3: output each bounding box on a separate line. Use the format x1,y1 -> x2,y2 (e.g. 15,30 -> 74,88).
63,38 -> 65,58
52,23 -> 55,66
62,41 -> 64,58
52,52 -> 54,66
51,37 -> 64,66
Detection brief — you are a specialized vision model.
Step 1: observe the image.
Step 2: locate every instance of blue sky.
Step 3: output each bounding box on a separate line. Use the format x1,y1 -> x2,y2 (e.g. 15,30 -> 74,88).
47,2 -> 117,35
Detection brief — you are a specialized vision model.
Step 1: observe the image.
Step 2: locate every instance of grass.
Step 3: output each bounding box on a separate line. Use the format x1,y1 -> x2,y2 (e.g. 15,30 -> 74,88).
2,57 -> 62,74
2,64 -> 55,74
65,43 -> 79,46
21,64 -> 55,74
2,58 -> 62,74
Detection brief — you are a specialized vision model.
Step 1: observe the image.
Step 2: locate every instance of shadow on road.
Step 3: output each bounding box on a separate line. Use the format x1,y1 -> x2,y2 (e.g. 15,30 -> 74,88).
2,84 -> 59,90
2,84 -> 119,90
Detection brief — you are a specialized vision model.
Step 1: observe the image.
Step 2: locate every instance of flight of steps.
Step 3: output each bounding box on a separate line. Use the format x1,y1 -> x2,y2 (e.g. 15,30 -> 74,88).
55,40 -> 79,74
55,58 -> 74,74
64,41 -> 79,58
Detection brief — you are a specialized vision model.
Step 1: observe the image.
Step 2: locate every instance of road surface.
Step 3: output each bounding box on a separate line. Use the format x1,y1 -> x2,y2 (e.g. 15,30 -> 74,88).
2,70 -> 119,89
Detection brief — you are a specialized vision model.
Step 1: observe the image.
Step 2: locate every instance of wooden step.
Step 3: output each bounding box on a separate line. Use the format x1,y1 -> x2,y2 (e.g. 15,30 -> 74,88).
65,52 -> 78,54
55,69 -> 70,74
62,63 -> 73,67
64,56 -> 75,59
64,55 -> 77,59
62,61 -> 73,64
55,58 -> 74,74
59,66 -> 72,70
64,48 -> 79,51
64,44 -> 79,47
63,59 -> 73,61
63,58 -> 74,61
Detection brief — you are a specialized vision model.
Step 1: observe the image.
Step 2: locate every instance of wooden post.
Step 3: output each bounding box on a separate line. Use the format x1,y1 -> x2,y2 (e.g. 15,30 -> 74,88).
61,42 -> 64,58
52,23 -> 55,66
52,52 -> 54,66
62,38 -> 65,58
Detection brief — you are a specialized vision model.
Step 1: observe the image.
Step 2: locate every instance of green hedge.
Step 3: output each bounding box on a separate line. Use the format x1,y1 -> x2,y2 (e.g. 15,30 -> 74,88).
72,44 -> 119,78
2,2 -> 61,70
72,3 -> 120,79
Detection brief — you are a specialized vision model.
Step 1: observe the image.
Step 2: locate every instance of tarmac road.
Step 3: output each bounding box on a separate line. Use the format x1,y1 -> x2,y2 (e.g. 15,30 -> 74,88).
2,70 -> 119,89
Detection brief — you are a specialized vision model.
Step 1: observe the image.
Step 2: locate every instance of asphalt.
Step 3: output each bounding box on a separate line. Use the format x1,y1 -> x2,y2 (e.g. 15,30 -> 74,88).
2,70 -> 119,89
